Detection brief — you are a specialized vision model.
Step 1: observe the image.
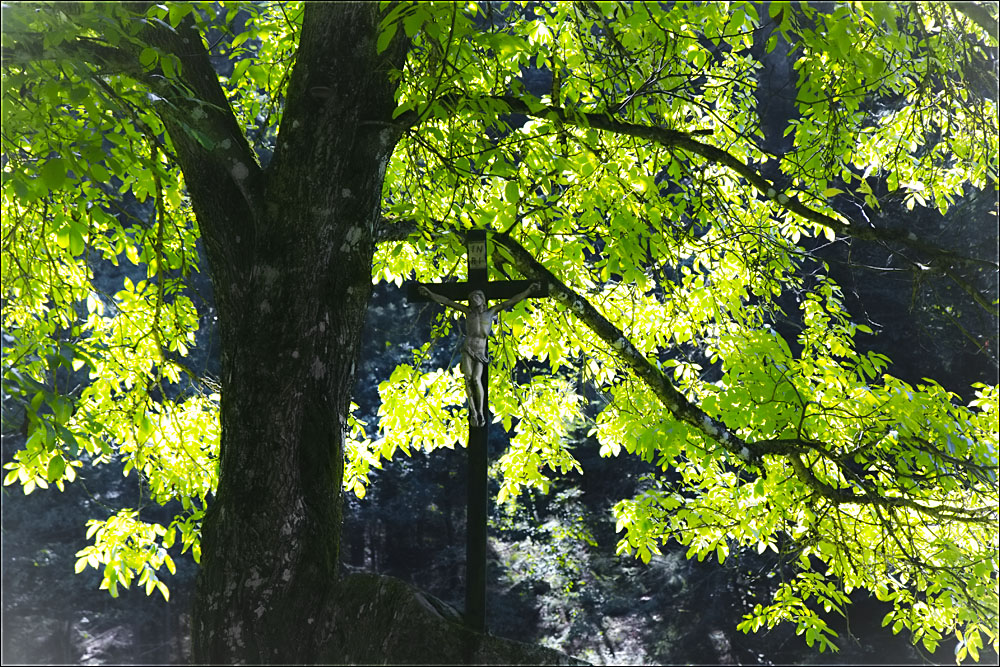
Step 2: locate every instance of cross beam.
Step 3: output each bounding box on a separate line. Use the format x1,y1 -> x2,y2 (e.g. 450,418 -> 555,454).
406,230 -> 548,633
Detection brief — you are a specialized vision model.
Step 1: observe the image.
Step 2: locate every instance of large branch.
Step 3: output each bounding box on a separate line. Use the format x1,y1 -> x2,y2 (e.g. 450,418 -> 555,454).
489,231 -> 989,520
5,6 -> 262,305
376,215 -> 991,517
129,12 -> 263,297
489,231 -> 781,460
402,94 -> 998,315
501,97 -> 994,254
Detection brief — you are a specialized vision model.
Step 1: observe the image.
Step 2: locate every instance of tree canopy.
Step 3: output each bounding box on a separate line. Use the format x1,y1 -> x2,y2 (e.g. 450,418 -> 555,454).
2,1 -> 998,662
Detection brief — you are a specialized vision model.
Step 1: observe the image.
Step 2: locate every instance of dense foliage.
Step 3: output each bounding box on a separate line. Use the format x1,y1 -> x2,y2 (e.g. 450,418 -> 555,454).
2,1 -> 997,662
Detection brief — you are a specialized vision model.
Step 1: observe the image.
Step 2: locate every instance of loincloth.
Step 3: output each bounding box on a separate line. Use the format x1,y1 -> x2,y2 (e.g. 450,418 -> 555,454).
463,338 -> 489,364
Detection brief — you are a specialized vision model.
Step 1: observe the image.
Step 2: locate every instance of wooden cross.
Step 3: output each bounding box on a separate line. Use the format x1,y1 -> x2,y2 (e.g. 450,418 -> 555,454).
406,229 -> 548,633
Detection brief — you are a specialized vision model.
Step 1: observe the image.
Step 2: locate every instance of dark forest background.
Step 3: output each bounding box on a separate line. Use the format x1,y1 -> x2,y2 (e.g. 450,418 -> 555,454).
3,3 -> 997,664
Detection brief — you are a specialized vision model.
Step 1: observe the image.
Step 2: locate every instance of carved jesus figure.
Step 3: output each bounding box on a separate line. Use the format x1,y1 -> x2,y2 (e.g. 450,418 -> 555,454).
418,282 -> 541,426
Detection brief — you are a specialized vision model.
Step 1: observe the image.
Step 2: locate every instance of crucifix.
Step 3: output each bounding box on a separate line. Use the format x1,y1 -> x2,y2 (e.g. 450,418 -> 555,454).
406,229 -> 548,633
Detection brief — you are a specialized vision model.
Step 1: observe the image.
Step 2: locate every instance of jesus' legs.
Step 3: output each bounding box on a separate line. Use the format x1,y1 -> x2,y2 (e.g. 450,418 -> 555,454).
464,363 -> 486,426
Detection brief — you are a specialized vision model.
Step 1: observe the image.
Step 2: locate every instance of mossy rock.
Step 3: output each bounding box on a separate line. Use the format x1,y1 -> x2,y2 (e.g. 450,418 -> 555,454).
323,572 -> 588,665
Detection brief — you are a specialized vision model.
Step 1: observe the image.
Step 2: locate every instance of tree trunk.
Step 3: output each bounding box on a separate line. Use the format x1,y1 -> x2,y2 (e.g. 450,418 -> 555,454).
145,4 -> 584,662
184,5 -> 406,662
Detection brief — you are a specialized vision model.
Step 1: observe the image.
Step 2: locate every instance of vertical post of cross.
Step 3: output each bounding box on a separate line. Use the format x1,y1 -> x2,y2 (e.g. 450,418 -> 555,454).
406,230 -> 548,633
465,229 -> 488,634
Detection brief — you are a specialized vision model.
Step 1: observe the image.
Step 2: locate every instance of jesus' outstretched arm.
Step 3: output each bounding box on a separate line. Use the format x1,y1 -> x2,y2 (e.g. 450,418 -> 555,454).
487,282 -> 541,316
418,285 -> 471,314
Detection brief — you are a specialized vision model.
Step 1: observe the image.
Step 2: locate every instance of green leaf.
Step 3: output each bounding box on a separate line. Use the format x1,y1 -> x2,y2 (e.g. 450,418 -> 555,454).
137,413 -> 154,443
46,455 -> 66,482
10,173 -> 33,200
69,226 -> 85,256
402,8 -> 426,37
50,396 -> 71,425
88,163 -> 110,182
231,58 -> 250,83
168,3 -> 191,28
504,180 -> 519,203
55,425 -> 80,457
126,243 -> 140,265
161,54 -> 177,79
156,580 -> 170,602
39,158 -> 67,191
247,64 -> 268,87
139,46 -> 158,69
377,21 -> 398,54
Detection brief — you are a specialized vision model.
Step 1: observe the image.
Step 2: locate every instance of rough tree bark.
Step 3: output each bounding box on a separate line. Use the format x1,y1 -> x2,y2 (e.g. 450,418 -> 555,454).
121,2 -> 404,661
141,5 -> 578,663
167,5 -> 404,662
